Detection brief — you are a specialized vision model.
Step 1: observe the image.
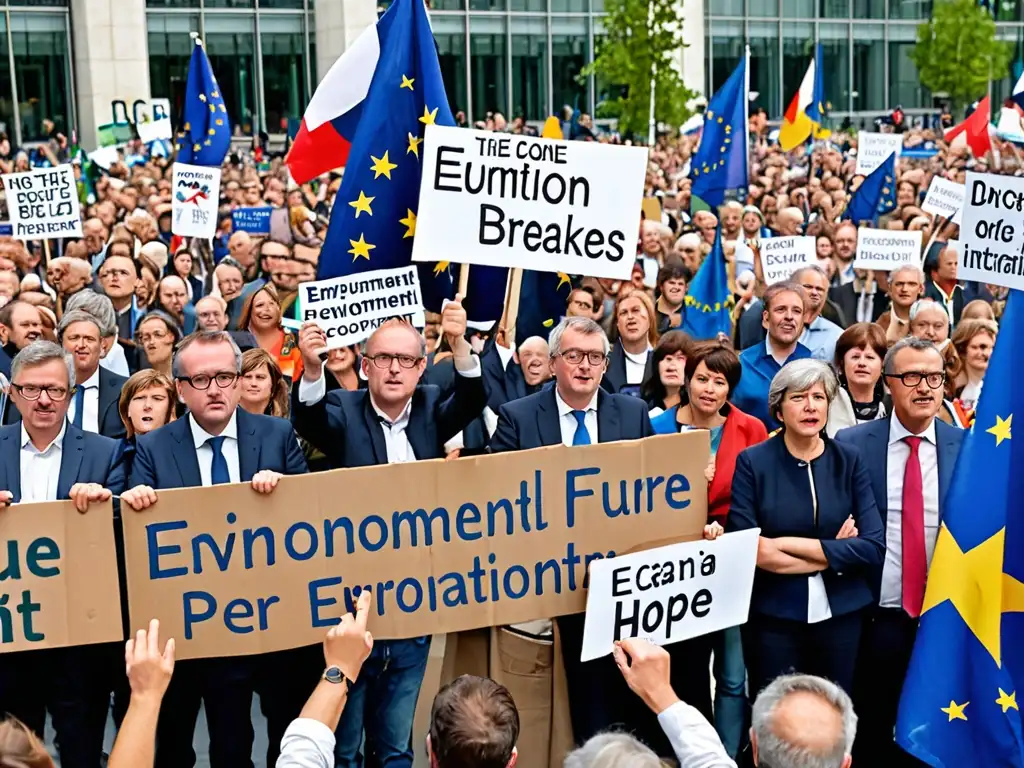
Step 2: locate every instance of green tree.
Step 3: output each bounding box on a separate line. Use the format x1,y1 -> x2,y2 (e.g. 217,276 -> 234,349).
582,0 -> 697,140
910,0 -> 1012,110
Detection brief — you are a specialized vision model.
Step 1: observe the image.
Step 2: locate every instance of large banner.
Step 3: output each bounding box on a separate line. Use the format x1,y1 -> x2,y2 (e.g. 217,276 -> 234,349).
413,125 -> 648,282
0,501 -> 122,653
123,433 -> 709,660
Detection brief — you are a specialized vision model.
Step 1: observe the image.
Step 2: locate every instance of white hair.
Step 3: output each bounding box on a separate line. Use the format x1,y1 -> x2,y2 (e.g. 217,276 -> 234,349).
563,732 -> 662,768
547,316 -> 610,358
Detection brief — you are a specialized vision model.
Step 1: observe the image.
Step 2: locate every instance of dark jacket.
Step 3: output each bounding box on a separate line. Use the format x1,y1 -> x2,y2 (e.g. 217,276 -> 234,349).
600,341 -> 654,397
828,282 -> 888,328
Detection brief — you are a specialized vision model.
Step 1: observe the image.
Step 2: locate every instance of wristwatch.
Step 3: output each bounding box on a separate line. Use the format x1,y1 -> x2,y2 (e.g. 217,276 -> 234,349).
323,666 -> 351,691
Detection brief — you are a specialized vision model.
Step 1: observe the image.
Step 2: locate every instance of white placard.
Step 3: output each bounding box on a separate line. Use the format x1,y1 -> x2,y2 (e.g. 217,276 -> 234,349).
138,117 -> 173,144
856,132 -> 903,175
957,172 -> 1024,290
580,529 -> 759,662
282,265 -> 424,350
171,162 -> 221,239
0,166 -> 82,240
759,235 -> 816,285
853,228 -> 922,271
922,176 -> 965,226
413,125 -> 648,281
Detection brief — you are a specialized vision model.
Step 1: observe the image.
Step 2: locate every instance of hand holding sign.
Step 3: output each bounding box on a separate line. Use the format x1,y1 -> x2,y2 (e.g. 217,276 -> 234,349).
326,589 -> 374,684
298,321 -> 329,378
441,293 -> 471,357
68,482 -> 113,514
612,638 -> 680,715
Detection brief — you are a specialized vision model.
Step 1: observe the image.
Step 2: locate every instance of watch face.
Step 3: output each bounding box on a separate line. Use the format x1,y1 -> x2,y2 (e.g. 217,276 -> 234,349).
324,666 -> 344,684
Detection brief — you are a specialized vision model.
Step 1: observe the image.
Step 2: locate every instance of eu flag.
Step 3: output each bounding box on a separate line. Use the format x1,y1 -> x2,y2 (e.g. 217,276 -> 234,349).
176,40 -> 232,167
690,53 -> 748,209
319,0 -> 453,311
896,290 -> 1024,767
462,268 -> 573,344
845,151 -> 896,225
681,228 -> 733,341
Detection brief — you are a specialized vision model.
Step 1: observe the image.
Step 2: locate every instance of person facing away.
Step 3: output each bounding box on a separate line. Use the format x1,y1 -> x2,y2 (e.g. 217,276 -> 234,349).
427,675 -> 520,768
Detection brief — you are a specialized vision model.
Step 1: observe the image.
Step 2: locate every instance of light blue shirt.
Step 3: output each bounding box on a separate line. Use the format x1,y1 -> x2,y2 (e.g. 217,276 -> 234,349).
800,315 -> 843,362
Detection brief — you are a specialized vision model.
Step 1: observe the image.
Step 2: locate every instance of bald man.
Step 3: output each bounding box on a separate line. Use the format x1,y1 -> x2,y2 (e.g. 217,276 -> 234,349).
774,207 -> 805,237
228,230 -> 257,278
47,257 -> 92,301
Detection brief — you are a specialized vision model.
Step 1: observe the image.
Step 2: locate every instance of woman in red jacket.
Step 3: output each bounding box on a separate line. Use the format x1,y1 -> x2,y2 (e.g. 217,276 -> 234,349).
650,339 -> 768,757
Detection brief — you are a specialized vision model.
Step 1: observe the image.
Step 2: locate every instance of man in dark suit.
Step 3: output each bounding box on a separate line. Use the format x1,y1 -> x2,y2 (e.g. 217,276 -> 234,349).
924,244 -> 964,328
835,336 -> 964,767
480,334 -> 553,439
829,271 -> 889,328
600,290 -> 655,396
121,329 -> 309,768
292,295 -> 486,765
490,315 -> 656,746
0,340 -> 125,768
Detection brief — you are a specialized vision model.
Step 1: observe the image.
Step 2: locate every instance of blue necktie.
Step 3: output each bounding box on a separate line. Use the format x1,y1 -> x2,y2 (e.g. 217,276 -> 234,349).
207,435 -> 230,485
572,410 -> 592,446
71,385 -> 88,429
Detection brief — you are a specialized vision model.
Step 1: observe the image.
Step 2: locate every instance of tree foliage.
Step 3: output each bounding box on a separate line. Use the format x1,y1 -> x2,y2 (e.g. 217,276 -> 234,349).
910,0 -> 1012,110
582,0 -> 697,139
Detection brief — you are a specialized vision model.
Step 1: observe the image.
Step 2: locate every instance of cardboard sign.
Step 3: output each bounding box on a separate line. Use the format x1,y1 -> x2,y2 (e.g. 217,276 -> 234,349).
232,206 -> 273,235
759,235 -> 816,285
922,176 -> 965,225
580,529 -> 759,661
413,125 -> 648,281
122,432 -> 708,660
172,163 -> 221,239
856,132 -> 903,175
957,172 -> 1024,290
0,500 -> 122,653
283,265 -> 424,349
0,166 -> 82,239
853,228 -> 922,271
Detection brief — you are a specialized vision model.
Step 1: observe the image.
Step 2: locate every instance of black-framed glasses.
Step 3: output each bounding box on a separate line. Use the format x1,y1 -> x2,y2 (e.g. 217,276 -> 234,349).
559,349 -> 608,366
176,372 -> 239,390
884,371 -> 946,389
366,353 -> 422,369
12,384 -> 70,401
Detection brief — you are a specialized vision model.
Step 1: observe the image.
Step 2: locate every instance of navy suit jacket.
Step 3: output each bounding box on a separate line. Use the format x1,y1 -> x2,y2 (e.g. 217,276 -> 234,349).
290,371 -> 487,468
0,423 -> 126,502
5,368 -> 128,440
130,407 -> 307,489
480,341 -> 527,413
489,387 -> 654,452
600,341 -> 654,396
834,415 -> 964,600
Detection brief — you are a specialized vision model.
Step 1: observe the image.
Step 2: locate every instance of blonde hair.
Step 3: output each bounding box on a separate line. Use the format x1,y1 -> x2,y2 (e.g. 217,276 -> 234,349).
615,289 -> 660,348
0,717 -> 55,768
118,370 -> 177,440
241,348 -> 290,418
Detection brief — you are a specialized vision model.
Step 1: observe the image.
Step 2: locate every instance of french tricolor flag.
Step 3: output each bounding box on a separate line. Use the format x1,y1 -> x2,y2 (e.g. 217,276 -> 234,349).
285,24 -> 381,185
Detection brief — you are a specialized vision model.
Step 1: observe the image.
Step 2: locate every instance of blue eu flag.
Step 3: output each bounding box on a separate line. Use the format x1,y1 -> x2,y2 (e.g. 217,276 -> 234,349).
845,151 -> 896,225
462,268 -> 573,344
319,0 -> 453,311
681,228 -> 733,341
690,53 -> 748,209
176,41 -> 232,167
896,290 -> 1024,767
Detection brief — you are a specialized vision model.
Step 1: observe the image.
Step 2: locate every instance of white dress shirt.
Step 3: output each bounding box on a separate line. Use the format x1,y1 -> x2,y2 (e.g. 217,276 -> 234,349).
880,417 -> 940,609
190,411 -> 241,486
20,423 -> 66,503
623,346 -> 651,385
277,718 -> 335,768
555,389 -> 599,446
67,368 -> 100,434
99,342 -> 130,377
657,700 -> 737,768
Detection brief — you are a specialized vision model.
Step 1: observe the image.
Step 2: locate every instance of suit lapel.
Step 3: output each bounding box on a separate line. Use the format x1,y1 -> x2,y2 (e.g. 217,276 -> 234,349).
936,425 -> 959,520
596,390 -> 621,444
97,369 -> 119,435
0,428 -> 21,502
170,417 -> 203,488
865,418 -> 890,518
362,396 -> 388,464
536,389 -> 563,447
235,408 -> 261,481
57,427 -> 85,500
406,391 -> 433,461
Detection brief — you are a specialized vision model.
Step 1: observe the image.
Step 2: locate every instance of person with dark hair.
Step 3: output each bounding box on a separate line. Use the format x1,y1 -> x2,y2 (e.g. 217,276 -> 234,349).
827,323 -> 888,436
427,675 -> 520,768
654,263 -> 691,334
642,330 -> 692,415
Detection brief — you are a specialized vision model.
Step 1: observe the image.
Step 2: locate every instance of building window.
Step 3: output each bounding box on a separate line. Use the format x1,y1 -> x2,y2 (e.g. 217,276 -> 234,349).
261,13 -> 308,132
434,17 -> 468,116
889,0 -> 932,19
889,39 -> 929,109
511,16 -> 548,120
469,15 -> 508,119
204,0 -> 255,8
708,19 -> 744,97
748,21 -> 781,115
148,12 -> 200,122
818,23 -> 849,113
851,23 -> 884,111
0,14 -> 12,141
146,0 -> 201,6
10,11 -> 72,142
204,14 -> 259,133
551,16 -> 589,114
782,22 -> 814,106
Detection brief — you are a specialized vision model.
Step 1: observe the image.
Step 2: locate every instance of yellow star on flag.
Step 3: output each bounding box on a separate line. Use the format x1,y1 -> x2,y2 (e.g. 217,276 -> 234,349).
208,128 -> 216,136
219,104 -> 227,113
193,143 -> 201,152
399,209 -> 417,238
215,119 -> 224,126
419,106 -> 438,126
724,125 -> 732,133
209,104 -> 216,113
348,234 -> 375,261
211,90 -> 219,98
556,272 -> 571,290
400,74 -> 415,90
433,261 -> 450,276
370,151 -> 397,180
996,689 -> 1018,713
349,191 -> 374,218
198,93 -> 207,102
204,138 -> 212,146
407,133 -> 423,158
987,414 -> 1012,446
941,700 -> 968,722
183,122 -> 191,131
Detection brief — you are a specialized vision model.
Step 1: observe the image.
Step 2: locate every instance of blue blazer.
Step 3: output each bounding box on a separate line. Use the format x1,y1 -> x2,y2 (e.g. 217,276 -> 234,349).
726,435 -> 885,622
0,423 -> 126,502
130,407 -> 307,489
834,416 -> 963,600
489,387 -> 654,452
290,372 -> 487,468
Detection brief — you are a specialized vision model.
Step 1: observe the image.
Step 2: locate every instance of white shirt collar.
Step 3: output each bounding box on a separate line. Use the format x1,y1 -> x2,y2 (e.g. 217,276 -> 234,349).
622,346 -> 651,365
888,415 -> 937,446
21,420 -> 67,454
190,409 -> 239,450
78,367 -> 101,390
555,388 -> 599,417
370,395 -> 413,428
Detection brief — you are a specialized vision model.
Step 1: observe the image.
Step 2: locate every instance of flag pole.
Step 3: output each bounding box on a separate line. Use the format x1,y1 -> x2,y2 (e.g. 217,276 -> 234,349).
458,263 -> 470,297
646,0 -> 656,146
921,214 -> 947,268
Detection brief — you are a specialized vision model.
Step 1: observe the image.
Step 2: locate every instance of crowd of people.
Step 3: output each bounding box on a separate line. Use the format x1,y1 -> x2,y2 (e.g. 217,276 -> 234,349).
0,106 -> 1008,768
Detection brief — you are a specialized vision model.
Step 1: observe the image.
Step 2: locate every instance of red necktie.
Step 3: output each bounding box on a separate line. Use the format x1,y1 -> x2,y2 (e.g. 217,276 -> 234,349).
902,436 -> 927,618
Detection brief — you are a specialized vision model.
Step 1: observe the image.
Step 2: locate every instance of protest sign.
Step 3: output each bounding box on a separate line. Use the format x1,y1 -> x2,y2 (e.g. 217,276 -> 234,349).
122,432 -> 708,660
856,132 -> 903,175
853,228 -> 922,271
282,265 -> 424,349
922,176 -> 965,225
0,500 -> 122,653
580,529 -> 759,661
957,171 -> 1024,290
0,166 -> 82,239
232,206 -> 273,235
172,163 -> 221,239
759,235 -> 816,285
413,125 -> 648,281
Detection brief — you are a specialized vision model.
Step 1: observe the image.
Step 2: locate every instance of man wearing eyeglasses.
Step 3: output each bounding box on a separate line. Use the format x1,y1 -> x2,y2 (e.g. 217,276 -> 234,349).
0,340 -> 125,767
120,329 -> 309,768
834,336 -> 964,767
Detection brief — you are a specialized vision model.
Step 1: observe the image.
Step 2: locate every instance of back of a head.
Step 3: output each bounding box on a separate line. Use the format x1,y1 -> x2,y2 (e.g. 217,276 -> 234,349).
0,718 -> 54,768
563,732 -> 665,768
429,675 -> 519,768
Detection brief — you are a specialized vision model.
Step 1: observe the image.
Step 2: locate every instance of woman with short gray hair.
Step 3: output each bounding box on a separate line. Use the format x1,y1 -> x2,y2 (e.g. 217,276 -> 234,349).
726,358 -> 885,701
563,732 -> 668,768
